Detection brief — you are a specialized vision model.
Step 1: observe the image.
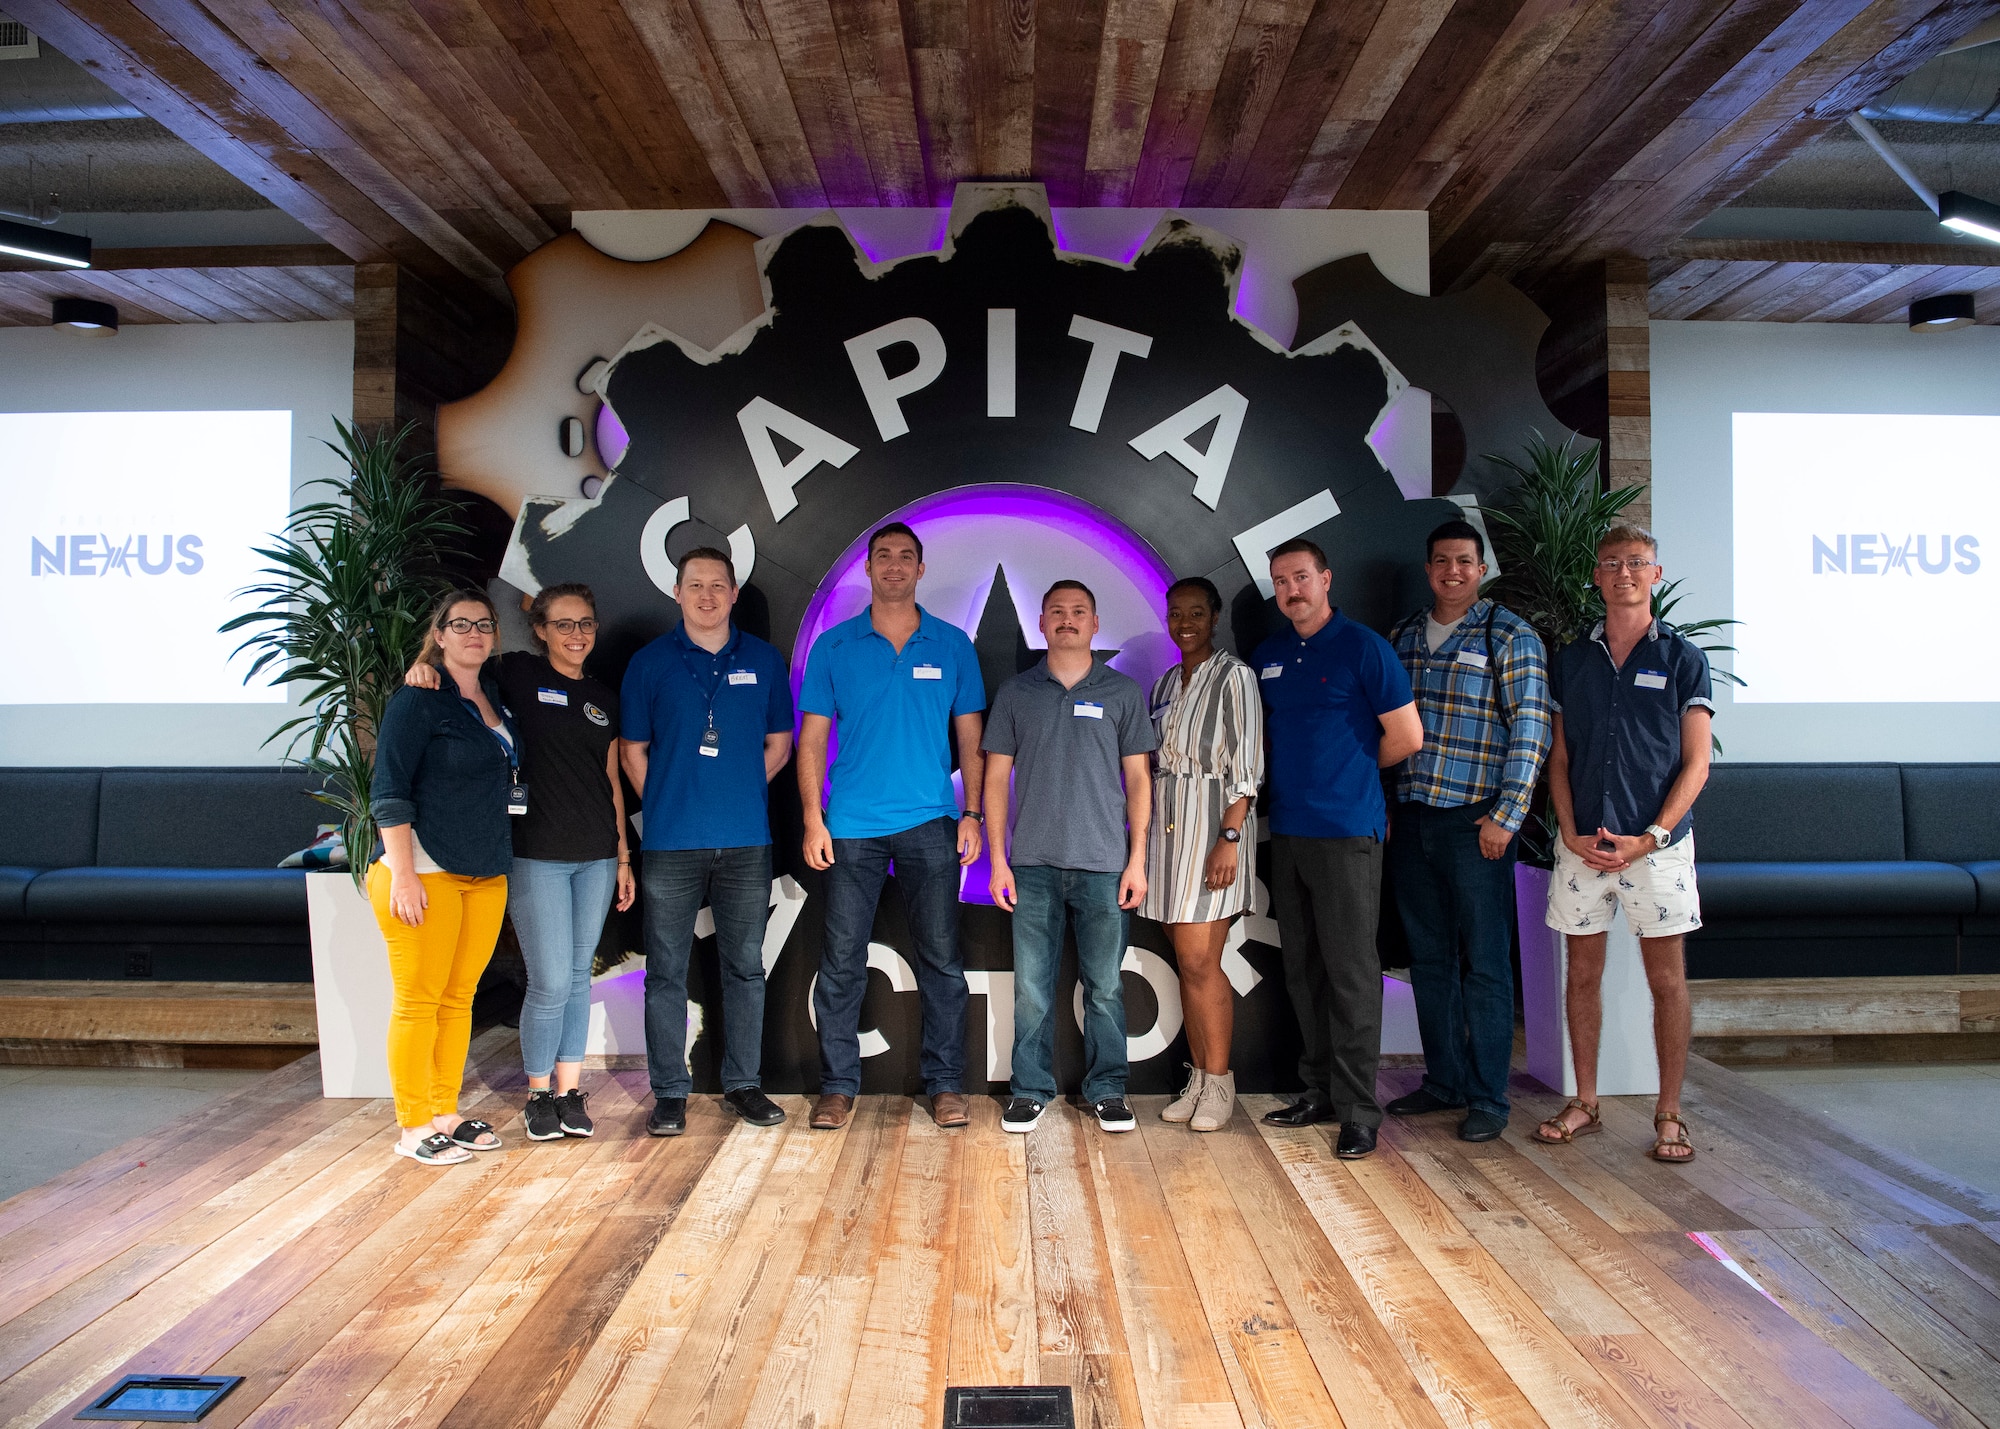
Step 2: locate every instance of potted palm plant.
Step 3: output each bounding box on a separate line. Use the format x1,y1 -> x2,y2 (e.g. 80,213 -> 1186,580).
1479,431 -> 1739,1095
225,421 -> 467,1095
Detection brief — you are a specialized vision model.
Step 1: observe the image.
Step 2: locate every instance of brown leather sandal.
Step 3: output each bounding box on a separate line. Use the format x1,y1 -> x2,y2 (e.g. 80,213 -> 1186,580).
1533,1098 -> 1601,1144
1649,1110 -> 1695,1164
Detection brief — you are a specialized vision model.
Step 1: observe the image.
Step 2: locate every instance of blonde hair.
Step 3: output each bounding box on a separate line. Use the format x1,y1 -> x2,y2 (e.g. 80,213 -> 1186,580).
1597,523 -> 1658,558
415,588 -> 499,668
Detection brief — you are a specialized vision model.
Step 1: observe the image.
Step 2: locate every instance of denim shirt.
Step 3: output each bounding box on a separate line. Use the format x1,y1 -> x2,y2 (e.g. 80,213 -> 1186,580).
370,673 -> 518,877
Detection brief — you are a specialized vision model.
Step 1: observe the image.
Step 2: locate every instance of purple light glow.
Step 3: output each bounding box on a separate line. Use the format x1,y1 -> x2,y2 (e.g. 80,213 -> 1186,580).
596,402 -> 630,469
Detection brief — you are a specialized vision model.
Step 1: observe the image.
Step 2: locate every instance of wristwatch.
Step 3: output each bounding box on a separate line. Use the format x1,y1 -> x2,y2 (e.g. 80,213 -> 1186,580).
1219,827 -> 1241,844
961,810 -> 984,823
1645,824 -> 1671,849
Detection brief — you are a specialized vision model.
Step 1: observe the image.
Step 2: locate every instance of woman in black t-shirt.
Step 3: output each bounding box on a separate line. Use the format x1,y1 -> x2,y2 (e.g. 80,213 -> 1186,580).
409,582 -> 632,1142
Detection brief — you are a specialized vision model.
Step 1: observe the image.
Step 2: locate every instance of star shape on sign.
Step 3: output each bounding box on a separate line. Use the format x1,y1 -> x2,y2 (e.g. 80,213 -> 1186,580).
971,563 -> 1121,707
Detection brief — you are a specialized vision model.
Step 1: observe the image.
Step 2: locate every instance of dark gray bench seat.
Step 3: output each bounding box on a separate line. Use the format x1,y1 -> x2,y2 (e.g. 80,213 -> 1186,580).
0,767 -> 324,981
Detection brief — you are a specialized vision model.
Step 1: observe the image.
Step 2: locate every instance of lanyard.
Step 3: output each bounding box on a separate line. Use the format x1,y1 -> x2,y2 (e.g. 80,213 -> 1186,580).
676,630 -> 737,737
454,688 -> 519,782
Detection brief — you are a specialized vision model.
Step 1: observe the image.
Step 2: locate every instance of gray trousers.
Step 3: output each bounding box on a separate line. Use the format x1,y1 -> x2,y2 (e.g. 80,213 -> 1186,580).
1270,833 -> 1384,1129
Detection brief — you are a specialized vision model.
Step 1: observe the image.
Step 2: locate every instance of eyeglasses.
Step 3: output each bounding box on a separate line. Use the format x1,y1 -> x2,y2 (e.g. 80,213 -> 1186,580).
442,618 -> 497,634
1595,558 -> 1656,575
541,618 -> 599,635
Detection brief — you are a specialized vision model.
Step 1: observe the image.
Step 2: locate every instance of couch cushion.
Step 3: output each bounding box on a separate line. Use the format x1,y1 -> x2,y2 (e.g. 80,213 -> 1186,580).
0,867 -> 37,920
0,770 -> 101,868
97,769 -> 326,869
1693,764 -> 1904,862
1902,765 -> 2000,864
1697,860 -> 1975,918
1965,861 -> 2000,916
25,867 -> 308,922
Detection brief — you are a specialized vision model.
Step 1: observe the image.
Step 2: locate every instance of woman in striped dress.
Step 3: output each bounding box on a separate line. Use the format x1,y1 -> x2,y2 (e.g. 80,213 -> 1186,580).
1142,576 -> 1264,1132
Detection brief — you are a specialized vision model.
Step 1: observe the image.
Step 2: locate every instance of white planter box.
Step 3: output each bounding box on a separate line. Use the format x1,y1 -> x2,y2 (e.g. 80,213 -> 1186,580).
1516,863 -> 1660,1098
306,871 -> 394,1099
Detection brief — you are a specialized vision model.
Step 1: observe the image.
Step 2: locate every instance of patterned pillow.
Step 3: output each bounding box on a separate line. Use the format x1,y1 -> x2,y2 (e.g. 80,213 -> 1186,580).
278,825 -> 348,870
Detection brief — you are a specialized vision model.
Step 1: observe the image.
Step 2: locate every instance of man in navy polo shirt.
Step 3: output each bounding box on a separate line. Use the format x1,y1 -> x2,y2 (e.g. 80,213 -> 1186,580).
1255,538 -> 1423,1160
1535,524 -> 1712,1164
797,521 -> 987,1132
619,547 -> 794,1138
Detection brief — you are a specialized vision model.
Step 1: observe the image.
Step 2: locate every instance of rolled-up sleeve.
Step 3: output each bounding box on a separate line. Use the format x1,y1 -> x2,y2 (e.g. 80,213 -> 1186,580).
1492,626 -> 1553,833
1223,662 -> 1264,803
370,687 -> 425,829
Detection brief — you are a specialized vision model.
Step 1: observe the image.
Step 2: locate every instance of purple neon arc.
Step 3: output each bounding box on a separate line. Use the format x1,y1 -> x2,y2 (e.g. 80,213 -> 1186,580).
596,404 -> 630,469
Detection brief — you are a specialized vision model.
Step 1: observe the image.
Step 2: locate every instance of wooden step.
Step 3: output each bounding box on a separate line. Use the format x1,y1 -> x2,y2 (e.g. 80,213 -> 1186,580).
0,980 -> 317,1068
1689,975 -> 2000,1066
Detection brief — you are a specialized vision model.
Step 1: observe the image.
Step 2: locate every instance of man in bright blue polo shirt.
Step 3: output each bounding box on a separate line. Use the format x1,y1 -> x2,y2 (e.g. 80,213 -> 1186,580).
797,521 -> 987,1132
1254,538 -> 1423,1160
619,547 -> 794,1138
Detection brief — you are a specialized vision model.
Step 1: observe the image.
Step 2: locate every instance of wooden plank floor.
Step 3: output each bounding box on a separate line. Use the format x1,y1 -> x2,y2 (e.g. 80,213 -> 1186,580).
4,1029 -> 1998,1428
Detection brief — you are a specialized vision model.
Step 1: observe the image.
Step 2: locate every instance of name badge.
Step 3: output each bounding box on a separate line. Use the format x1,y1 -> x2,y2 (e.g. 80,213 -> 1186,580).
699,727 -> 721,757
727,670 -> 757,686
506,782 -> 530,816
913,664 -> 943,680
1260,664 -> 1282,680
1455,650 -> 1489,669
536,687 -> 568,705
1074,701 -> 1104,719
1634,670 -> 1669,690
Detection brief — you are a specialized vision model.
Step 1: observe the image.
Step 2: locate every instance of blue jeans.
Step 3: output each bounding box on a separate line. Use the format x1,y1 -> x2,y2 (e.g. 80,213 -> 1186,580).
1389,799 -> 1517,1118
509,856 -> 618,1079
1010,865 -> 1127,1104
816,817 -> 966,1096
642,845 -> 772,1099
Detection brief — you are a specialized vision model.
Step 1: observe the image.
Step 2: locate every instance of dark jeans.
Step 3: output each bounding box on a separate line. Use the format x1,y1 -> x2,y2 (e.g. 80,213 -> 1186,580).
1389,799 -> 1516,1118
1009,865 -> 1128,1104
816,817 -> 966,1096
1271,833 -> 1384,1129
642,845 -> 772,1100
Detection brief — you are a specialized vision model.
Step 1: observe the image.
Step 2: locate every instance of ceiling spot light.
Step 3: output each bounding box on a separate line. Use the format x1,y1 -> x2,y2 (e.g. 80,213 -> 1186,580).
0,216 -> 90,268
1938,191 -> 2000,245
1910,293 -> 1976,331
52,296 -> 118,331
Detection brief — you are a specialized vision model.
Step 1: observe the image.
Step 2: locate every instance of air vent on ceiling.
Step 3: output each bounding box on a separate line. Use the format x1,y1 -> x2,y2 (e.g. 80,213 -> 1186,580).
0,16 -> 40,60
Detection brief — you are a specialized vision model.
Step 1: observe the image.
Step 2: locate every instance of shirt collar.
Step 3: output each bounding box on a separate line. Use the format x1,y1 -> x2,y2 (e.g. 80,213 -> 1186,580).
1588,616 -> 1660,644
1032,655 -> 1107,688
845,603 -> 937,644
672,621 -> 739,660
1296,607 -> 1349,645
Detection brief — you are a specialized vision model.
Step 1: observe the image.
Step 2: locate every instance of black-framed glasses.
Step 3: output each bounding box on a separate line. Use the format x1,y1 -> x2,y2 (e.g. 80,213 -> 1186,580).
443,618 -> 497,634
541,618 -> 599,635
1595,557 -> 1655,574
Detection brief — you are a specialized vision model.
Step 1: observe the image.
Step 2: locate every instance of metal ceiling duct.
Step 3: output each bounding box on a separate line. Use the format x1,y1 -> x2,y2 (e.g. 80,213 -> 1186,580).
1861,43 -> 2000,123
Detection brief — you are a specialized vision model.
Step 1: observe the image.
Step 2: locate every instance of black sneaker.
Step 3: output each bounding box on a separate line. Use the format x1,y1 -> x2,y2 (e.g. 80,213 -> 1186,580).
1093,1097 -> 1137,1132
1001,1097 -> 1045,1133
723,1087 -> 786,1126
1385,1087 -> 1466,1118
524,1089 -> 563,1141
556,1089 -> 594,1137
647,1097 -> 687,1137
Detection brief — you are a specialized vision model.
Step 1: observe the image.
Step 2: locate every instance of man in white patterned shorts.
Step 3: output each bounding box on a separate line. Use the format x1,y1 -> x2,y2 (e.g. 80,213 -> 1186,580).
1537,524 -> 1713,1164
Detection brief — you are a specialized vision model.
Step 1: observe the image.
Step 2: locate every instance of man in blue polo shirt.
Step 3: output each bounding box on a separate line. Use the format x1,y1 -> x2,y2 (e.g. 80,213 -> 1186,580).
619,546 -> 794,1138
797,521 -> 987,1132
1255,538 -> 1423,1160
1535,524 -> 1712,1165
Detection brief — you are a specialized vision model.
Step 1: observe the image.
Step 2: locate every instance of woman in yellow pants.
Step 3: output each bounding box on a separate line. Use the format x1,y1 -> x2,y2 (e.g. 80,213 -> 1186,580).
369,589 -> 519,1164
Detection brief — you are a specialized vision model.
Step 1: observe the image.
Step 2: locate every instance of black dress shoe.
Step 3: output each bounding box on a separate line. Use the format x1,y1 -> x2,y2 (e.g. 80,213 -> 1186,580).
1385,1087 -> 1466,1117
1262,1095 -> 1335,1127
724,1087 -> 786,1126
647,1097 -> 687,1137
1335,1122 -> 1379,1159
1459,1109 -> 1507,1143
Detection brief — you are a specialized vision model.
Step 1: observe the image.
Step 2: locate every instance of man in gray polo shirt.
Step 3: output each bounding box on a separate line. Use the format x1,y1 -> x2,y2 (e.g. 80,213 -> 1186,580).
983,580 -> 1156,1135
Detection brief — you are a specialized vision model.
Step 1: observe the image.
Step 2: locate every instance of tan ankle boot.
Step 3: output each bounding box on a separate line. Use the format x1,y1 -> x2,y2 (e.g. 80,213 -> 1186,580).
1190,1070 -> 1236,1132
1162,1065 -> 1205,1123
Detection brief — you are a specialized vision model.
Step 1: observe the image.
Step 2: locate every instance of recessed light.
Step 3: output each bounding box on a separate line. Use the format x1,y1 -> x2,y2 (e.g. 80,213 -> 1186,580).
1909,293 -> 1976,331
51,296 -> 118,331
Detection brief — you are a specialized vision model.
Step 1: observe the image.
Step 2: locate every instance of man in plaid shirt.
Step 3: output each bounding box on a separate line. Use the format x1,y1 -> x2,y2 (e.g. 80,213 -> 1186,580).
1383,519 -> 1552,1142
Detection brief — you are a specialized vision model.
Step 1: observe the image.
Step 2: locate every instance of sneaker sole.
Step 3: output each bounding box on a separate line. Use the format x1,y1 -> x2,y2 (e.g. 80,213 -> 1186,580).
1001,1110 -> 1044,1133
1096,1117 -> 1137,1132
559,1126 -> 595,1137
647,1123 -> 686,1138
525,1127 -> 565,1142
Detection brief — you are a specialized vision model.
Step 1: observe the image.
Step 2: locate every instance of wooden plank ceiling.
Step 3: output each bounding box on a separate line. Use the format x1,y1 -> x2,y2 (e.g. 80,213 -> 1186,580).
2,0 -> 1992,308
0,245 -> 354,326
1652,237 -> 2000,321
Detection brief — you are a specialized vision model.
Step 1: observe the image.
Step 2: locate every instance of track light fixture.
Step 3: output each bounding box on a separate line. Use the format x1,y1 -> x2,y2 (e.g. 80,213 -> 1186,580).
1938,191 -> 2000,245
0,216 -> 90,268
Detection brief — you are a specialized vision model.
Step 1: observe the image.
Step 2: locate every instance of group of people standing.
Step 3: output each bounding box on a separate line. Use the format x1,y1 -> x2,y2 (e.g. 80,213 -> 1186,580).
365,513 -> 1710,1169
